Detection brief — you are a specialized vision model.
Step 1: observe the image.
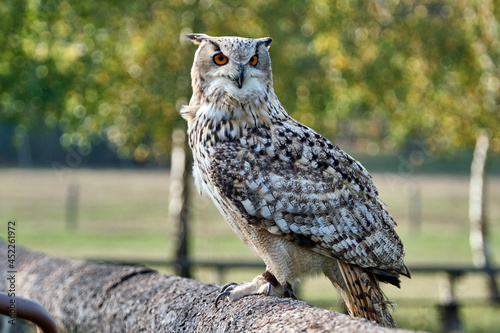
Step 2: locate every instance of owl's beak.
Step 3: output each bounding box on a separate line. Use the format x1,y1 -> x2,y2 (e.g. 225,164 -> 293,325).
234,63 -> 245,89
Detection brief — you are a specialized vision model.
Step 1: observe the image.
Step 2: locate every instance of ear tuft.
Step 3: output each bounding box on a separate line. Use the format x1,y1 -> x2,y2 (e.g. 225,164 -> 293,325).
261,37 -> 272,50
186,33 -> 210,45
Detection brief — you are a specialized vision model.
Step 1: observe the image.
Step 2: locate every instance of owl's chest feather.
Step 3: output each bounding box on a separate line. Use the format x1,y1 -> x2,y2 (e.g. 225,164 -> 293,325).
187,102 -> 278,193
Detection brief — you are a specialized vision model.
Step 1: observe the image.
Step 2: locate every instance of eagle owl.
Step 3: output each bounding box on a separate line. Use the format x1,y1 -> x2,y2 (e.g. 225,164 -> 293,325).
181,34 -> 410,327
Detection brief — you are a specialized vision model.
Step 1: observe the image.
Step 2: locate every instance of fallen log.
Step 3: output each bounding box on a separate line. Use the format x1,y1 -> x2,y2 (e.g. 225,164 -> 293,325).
0,242 -> 418,332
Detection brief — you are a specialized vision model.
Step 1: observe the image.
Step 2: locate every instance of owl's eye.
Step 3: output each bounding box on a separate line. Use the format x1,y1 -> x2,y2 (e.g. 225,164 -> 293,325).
213,53 -> 228,66
249,54 -> 258,66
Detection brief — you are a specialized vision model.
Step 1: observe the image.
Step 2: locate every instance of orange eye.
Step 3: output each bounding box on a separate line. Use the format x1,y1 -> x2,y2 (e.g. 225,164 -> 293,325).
213,53 -> 228,66
249,54 -> 258,66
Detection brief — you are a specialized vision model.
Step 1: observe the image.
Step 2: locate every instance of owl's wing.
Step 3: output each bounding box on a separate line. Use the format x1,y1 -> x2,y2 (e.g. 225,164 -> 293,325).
209,120 -> 409,280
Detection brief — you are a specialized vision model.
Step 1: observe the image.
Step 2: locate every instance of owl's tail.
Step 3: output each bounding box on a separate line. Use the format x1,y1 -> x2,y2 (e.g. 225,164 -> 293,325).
336,262 -> 397,328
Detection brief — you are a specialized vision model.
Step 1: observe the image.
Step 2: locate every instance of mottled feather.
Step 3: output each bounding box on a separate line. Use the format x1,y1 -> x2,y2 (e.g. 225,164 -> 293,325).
209,120 -> 407,278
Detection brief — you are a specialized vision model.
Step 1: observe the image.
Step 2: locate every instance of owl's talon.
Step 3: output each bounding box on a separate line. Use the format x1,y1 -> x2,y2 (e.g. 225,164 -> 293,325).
221,282 -> 238,292
283,287 -> 296,299
215,291 -> 232,308
265,282 -> 272,296
282,282 -> 296,299
215,282 -> 239,307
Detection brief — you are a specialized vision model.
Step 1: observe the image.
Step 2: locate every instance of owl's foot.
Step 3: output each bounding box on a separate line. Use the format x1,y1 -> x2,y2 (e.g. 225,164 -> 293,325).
215,270 -> 290,307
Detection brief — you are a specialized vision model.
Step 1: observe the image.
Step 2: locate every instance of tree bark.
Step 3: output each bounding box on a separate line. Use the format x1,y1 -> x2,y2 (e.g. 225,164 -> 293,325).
469,131 -> 500,303
0,242 -> 419,332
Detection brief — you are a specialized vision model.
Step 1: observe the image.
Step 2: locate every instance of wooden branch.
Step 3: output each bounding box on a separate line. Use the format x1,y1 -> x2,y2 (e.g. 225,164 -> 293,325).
0,242 -> 417,332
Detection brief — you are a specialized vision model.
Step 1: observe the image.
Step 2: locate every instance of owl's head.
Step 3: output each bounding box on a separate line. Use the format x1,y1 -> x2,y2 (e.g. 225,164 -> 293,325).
186,34 -> 273,104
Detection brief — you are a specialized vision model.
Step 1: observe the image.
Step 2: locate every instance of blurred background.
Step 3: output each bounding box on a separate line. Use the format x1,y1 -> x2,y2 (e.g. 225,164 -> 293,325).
1,0 -> 499,332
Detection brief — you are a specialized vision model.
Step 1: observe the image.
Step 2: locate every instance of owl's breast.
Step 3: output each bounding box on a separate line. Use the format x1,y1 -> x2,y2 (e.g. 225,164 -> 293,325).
192,160 -> 210,196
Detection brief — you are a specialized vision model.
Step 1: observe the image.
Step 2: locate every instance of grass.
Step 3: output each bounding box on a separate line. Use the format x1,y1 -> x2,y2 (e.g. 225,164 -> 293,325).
0,168 -> 499,332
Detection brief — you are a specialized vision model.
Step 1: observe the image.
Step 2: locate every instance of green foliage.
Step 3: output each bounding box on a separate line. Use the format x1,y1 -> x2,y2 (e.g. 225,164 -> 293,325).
1,0 -> 499,162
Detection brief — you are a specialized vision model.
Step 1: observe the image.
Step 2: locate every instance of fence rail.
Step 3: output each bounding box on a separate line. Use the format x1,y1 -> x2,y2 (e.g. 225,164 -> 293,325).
88,257 -> 500,276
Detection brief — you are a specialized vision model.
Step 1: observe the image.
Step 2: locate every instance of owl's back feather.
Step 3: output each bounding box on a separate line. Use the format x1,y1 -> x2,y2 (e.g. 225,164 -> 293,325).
209,120 -> 408,276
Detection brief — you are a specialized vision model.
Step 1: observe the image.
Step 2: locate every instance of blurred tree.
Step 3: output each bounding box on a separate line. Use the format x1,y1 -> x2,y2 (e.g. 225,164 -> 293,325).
0,0 -> 194,164
0,0 -> 498,159
300,0 -> 500,153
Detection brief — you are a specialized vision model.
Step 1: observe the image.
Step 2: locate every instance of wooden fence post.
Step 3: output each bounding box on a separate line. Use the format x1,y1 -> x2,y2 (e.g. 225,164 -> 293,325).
168,129 -> 192,278
438,273 -> 462,333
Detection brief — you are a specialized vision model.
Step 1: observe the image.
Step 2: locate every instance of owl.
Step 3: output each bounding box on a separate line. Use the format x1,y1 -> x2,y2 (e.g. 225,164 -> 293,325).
181,34 -> 410,328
